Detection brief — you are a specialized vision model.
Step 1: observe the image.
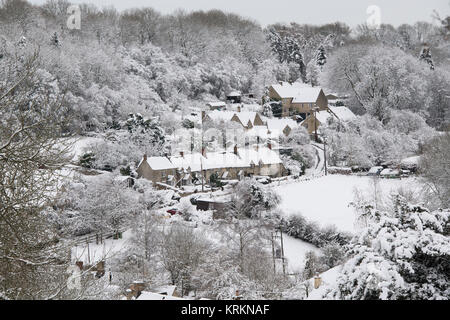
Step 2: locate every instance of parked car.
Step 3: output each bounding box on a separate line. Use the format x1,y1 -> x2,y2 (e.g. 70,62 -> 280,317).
171,193 -> 181,201
190,195 -> 201,205
166,208 -> 180,216
380,168 -> 400,178
367,166 -> 384,176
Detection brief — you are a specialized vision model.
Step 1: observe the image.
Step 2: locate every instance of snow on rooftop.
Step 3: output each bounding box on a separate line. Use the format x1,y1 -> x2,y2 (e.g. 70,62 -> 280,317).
145,156 -> 176,170
245,126 -> 281,140
267,118 -> 298,133
206,110 -> 235,122
227,91 -> 241,96
170,153 -> 204,172
292,87 -> 323,103
237,146 -> 282,166
401,156 -> 421,166
271,82 -> 323,103
207,101 -> 226,107
271,82 -> 308,98
233,112 -> 259,127
314,106 -> 356,124
203,151 -> 248,169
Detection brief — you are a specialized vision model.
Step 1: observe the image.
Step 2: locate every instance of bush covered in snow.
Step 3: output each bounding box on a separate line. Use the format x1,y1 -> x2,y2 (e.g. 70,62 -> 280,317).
281,214 -> 351,248
328,196 -> 450,300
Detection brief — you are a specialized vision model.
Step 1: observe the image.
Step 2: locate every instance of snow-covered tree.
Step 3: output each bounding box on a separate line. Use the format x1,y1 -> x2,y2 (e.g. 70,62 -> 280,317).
328,196 -> 450,300
228,178 -> 280,219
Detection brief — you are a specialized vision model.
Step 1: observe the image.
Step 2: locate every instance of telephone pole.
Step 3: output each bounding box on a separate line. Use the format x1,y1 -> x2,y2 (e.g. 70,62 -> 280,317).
313,107 -> 319,143
323,137 -> 328,176
271,227 -> 287,277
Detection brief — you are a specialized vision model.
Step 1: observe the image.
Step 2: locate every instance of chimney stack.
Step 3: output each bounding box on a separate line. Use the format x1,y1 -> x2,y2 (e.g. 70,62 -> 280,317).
314,273 -> 322,289
233,144 -> 238,155
237,105 -> 241,113
201,147 -> 206,158
268,142 -> 272,150
201,111 -> 206,123
143,154 -> 147,161
180,151 -> 184,157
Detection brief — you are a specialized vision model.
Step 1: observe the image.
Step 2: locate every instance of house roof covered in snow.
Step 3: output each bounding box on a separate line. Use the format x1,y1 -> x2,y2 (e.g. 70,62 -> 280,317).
311,106 -> 356,124
233,112 -> 261,127
267,118 -> 298,133
170,153 -> 205,172
245,127 -> 279,140
271,82 -> 323,103
237,146 -> 282,166
203,151 -> 248,169
207,101 -> 226,107
227,91 -> 241,97
142,156 -> 176,170
205,110 -> 235,122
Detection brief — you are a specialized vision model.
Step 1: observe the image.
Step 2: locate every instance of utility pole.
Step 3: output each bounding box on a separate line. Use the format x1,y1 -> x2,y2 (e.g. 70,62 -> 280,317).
200,158 -> 204,192
271,233 -> 276,275
87,240 -> 90,265
271,227 -> 287,277
313,107 -> 319,143
279,227 -> 286,276
323,137 -> 328,176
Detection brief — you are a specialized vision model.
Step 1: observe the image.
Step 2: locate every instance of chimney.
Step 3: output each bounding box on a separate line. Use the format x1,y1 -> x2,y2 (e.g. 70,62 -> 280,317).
314,273 -> 322,289
234,290 -> 242,300
237,105 -> 241,113
143,154 -> 147,161
180,151 -> 184,158
268,142 -> 272,150
201,147 -> 206,158
233,145 -> 238,155
279,81 -> 283,86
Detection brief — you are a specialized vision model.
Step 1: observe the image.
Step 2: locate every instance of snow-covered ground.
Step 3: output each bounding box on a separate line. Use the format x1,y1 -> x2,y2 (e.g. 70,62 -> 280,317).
282,235 -> 320,273
72,230 -> 133,264
275,175 -> 422,233
67,136 -> 103,162
306,265 -> 342,300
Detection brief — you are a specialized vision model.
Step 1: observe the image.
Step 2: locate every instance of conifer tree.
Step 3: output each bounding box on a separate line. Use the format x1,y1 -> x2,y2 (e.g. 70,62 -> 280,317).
419,46 -> 435,70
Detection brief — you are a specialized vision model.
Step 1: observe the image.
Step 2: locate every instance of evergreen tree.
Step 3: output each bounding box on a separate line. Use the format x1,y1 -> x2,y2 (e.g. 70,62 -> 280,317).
419,46 -> 435,70
50,32 -> 60,47
316,45 -> 327,70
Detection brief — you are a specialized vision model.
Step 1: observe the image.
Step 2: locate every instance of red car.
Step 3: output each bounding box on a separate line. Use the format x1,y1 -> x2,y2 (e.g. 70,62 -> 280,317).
167,208 -> 180,216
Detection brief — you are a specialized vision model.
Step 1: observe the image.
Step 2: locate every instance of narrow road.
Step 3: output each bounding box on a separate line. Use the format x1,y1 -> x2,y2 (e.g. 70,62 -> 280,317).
311,143 -> 325,175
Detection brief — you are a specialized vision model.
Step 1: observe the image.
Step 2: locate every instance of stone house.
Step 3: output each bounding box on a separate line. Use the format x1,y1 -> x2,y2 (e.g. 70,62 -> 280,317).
136,155 -> 177,186
137,145 -> 286,187
301,106 -> 356,134
268,82 -> 328,118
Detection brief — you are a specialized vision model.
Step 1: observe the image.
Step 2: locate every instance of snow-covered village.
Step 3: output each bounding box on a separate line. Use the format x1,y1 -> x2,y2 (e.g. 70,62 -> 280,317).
0,0 -> 449,305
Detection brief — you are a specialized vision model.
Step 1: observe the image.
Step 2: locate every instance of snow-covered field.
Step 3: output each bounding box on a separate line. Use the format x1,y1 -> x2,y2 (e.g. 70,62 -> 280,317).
275,175 -> 422,233
282,235 -> 320,272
